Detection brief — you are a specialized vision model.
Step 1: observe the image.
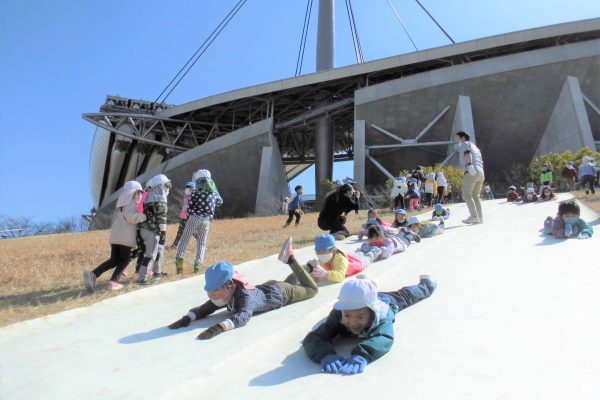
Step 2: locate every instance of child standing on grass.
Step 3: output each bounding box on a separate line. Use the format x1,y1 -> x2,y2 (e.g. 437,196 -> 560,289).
167,237 -> 317,339
423,173 -> 437,207
284,185 -> 304,227
84,181 -> 146,291
435,172 -> 447,204
539,163 -> 553,193
545,200 -> 593,239
303,275 -> 436,375
170,181 -> 196,249
137,174 -> 171,285
175,169 -> 223,274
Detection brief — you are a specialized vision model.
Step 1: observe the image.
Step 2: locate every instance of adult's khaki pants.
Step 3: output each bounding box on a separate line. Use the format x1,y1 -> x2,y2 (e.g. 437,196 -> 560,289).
462,173 -> 485,220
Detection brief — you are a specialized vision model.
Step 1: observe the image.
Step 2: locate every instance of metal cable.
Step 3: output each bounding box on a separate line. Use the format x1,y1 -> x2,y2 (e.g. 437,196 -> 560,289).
295,0 -> 313,76
385,0 -> 419,51
348,0 -> 364,62
154,0 -> 248,107
413,0 -> 455,44
344,0 -> 360,63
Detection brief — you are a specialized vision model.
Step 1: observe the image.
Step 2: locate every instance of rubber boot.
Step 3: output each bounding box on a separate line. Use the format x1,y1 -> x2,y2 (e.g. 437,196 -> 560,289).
175,257 -> 184,275
193,262 -> 201,273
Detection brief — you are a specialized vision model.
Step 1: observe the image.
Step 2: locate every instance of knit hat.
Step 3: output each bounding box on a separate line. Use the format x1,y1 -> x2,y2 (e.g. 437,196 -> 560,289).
333,276 -> 378,311
194,169 -> 211,180
434,203 -> 443,212
407,216 -> 420,226
395,208 -> 406,215
526,187 -> 535,194
204,261 -> 234,291
315,234 -> 336,251
185,181 -> 197,189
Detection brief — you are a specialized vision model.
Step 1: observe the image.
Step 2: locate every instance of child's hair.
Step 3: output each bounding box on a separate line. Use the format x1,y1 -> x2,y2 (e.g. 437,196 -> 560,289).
558,200 -> 580,216
367,225 -> 383,239
294,185 -> 303,192
540,186 -> 555,199
367,208 -> 383,223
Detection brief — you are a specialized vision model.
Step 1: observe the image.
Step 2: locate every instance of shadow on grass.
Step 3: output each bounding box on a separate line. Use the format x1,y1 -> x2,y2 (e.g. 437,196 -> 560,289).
0,285 -> 89,308
119,313 -> 226,344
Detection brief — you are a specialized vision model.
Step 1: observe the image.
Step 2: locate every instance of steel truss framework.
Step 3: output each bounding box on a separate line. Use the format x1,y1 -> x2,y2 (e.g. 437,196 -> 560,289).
83,28 -> 600,204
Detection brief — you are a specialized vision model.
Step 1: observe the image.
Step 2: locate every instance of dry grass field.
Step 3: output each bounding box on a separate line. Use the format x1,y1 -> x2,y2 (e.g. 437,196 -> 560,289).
2,191 -> 597,327
0,209 -> 395,326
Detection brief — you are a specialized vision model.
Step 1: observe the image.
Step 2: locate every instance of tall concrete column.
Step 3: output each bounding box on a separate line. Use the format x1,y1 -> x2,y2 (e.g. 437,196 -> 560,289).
316,0 -> 335,71
315,0 -> 335,200
315,117 -> 334,191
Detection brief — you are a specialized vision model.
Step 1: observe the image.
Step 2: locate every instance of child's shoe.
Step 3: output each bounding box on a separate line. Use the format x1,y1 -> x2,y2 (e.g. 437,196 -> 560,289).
462,216 -> 480,224
439,220 -> 445,228
332,231 -> 346,240
278,237 -> 294,264
107,280 -> 124,290
175,257 -> 184,275
419,274 -> 437,290
193,263 -> 201,273
83,271 -> 96,291
121,269 -> 128,277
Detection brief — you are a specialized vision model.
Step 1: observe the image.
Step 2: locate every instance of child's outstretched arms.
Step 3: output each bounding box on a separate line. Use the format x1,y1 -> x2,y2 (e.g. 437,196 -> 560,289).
168,301 -> 221,329
303,310 -> 342,364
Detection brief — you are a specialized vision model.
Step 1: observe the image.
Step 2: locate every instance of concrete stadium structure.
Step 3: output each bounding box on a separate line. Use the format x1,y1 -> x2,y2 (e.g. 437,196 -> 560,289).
84,18 -> 600,229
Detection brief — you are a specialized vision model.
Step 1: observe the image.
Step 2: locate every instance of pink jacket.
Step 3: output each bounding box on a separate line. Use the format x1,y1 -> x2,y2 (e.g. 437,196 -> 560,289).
179,193 -> 191,219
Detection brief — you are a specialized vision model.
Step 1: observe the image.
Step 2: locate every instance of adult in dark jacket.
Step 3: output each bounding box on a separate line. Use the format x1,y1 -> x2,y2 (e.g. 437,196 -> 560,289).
318,184 -> 360,239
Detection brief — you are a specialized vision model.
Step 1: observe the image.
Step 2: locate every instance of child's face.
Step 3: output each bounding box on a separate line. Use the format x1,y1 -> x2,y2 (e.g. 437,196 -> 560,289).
297,188 -> 304,195
134,190 -> 143,204
341,307 -> 373,335
368,235 -> 384,246
367,211 -> 376,219
543,190 -> 551,197
561,212 -> 579,221
408,224 -> 420,233
206,286 -> 233,303
395,214 -> 406,223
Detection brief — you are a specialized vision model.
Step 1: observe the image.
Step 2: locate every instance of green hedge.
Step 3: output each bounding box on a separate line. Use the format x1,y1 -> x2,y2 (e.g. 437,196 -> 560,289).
528,147 -> 599,188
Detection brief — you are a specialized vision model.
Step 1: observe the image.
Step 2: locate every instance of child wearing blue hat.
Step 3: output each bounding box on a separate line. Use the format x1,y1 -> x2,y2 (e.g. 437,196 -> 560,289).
407,216 -> 443,238
303,275 -> 436,375
431,203 -> 450,228
170,181 -> 197,250
391,209 -> 408,228
307,234 -> 366,283
167,237 -> 318,339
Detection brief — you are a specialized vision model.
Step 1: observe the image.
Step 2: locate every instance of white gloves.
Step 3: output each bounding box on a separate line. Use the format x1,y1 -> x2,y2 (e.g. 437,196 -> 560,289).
310,264 -> 328,281
467,163 -> 476,176
578,232 -> 591,240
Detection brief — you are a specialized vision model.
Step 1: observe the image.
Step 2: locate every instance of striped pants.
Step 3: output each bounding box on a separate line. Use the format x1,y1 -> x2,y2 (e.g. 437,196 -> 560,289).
176,214 -> 211,265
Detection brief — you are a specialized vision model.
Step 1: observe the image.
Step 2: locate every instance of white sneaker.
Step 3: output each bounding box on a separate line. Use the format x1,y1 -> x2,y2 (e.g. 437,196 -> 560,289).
278,237 -> 294,263
462,216 -> 480,224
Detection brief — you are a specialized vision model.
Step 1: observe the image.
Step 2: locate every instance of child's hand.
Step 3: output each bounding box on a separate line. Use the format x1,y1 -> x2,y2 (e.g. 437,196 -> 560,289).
168,315 -> 191,329
320,354 -> 345,374
339,355 -> 368,375
310,265 -> 328,281
197,324 -> 224,340
578,232 -> 591,240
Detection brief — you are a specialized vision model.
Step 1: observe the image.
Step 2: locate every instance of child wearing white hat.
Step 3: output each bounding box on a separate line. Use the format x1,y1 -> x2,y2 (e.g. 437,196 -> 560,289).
303,275 -> 436,375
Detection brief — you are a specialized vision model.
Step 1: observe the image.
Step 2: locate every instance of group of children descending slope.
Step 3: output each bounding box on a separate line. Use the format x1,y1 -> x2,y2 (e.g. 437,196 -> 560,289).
168,235 -> 436,375
83,157 -> 595,375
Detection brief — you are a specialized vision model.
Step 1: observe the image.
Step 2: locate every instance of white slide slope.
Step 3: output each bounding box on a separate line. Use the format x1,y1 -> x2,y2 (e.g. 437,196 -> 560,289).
1,194 -> 599,399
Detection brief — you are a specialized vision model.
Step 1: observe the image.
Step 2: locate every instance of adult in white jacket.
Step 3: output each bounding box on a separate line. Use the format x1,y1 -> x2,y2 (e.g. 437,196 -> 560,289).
389,177 -> 408,210
83,181 -> 147,291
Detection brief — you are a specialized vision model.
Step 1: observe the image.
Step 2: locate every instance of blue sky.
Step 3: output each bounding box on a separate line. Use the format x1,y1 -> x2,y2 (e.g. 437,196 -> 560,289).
0,0 -> 597,221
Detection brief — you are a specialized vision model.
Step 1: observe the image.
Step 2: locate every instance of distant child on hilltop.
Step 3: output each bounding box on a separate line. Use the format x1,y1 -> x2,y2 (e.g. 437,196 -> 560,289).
407,216 -> 443,238
431,203 -> 451,228
537,186 -> 556,202
506,186 -> 521,202
168,238 -> 317,339
303,275 -> 436,375
307,234 -> 366,284
284,185 -> 304,228
391,208 -> 408,228
84,181 -> 146,291
481,185 -> 494,200
406,179 -> 421,211
561,161 -> 578,191
435,172 -> 447,204
544,200 -> 592,239
423,173 -> 437,207
539,163 -> 553,193
355,225 -> 409,264
522,187 -> 538,203
170,181 -> 196,250
175,169 -> 223,274
579,156 -> 597,195
389,177 -> 408,210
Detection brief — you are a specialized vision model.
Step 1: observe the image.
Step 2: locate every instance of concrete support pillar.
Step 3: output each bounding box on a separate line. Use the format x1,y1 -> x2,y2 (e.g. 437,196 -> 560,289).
353,119 -> 366,189
534,76 -> 595,156
446,95 -> 474,166
316,0 -> 335,71
315,117 -> 334,198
